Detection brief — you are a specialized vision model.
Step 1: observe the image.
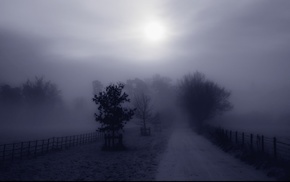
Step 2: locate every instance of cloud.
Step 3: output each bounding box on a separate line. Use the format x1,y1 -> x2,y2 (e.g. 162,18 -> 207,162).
166,0 -> 290,58
0,0 -> 171,62
0,0 -> 290,113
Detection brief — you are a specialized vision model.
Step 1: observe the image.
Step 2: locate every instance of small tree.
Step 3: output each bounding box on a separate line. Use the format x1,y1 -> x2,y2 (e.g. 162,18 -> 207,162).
133,92 -> 152,136
178,71 -> 232,132
92,83 -> 135,149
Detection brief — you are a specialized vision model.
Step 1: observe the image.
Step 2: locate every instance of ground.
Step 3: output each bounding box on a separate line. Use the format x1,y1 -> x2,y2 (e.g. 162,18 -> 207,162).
0,123 -> 170,181
156,115 -> 274,181
0,115 -> 277,181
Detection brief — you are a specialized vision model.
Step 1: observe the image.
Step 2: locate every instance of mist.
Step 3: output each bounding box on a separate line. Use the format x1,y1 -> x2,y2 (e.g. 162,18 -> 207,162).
1,0 -> 290,144
1,1 -> 290,181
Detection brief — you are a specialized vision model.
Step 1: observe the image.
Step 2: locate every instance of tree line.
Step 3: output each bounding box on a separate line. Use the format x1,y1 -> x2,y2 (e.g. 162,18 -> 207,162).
0,76 -> 62,109
1,71 -> 232,149
92,71 -> 232,149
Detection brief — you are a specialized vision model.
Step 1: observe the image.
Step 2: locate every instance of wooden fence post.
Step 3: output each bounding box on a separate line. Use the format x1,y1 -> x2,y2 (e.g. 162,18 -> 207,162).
0,131 -> 114,164
41,140 -> 44,154
28,141 -> 31,157
235,131 -> 238,144
57,138 -> 59,149
242,132 -> 244,147
20,142 -> 24,159
261,135 -> 264,153
34,141 -> 38,157
52,137 -> 55,150
104,134 -> 107,148
273,137 -> 277,158
230,131 -> 232,141
11,143 -> 15,161
119,134 -> 123,146
67,136 -> 69,147
108,134 -> 111,148
2,144 -> 6,161
63,137 -> 66,148
250,134 -> 253,149
61,137 -> 63,150
47,139 -> 50,153
226,130 -> 228,139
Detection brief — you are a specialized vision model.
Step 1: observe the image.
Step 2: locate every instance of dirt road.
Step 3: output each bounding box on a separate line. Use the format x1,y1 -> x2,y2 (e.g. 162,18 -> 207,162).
155,117 -> 274,181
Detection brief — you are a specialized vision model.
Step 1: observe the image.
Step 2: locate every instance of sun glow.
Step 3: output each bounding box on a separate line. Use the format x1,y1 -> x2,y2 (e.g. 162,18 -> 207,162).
143,21 -> 167,43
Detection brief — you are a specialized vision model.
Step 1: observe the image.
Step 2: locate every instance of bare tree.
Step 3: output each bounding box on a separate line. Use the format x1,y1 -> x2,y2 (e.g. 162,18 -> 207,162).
133,92 -> 152,134
22,76 -> 62,107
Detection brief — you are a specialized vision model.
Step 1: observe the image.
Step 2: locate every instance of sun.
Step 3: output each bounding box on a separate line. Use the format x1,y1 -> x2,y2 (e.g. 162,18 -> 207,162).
143,21 -> 167,43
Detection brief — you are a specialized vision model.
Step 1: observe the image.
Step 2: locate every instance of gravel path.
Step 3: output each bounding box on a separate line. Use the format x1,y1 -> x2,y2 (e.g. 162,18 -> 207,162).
156,117 -> 275,181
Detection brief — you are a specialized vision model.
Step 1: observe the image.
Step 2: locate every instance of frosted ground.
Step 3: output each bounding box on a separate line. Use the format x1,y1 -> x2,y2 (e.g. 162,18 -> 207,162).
0,116 -> 275,181
0,122 -> 169,181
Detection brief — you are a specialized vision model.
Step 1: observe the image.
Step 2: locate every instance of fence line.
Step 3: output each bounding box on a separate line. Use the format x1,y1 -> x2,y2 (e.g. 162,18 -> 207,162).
0,131 -> 103,165
206,125 -> 290,162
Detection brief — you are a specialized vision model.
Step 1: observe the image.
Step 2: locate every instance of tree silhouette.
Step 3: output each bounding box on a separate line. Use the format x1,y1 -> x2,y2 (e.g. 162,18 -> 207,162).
22,76 -> 62,107
151,74 -> 172,95
178,71 -> 232,132
149,74 -> 176,112
124,78 -> 150,102
133,92 -> 152,135
93,83 -> 135,148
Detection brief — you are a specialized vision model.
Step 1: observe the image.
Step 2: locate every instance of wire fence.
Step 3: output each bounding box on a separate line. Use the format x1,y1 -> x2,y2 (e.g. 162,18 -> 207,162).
0,131 -> 103,165
206,125 -> 290,162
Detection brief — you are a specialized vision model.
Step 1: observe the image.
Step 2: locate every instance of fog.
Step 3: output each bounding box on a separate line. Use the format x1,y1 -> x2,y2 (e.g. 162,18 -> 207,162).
1,0 -> 290,143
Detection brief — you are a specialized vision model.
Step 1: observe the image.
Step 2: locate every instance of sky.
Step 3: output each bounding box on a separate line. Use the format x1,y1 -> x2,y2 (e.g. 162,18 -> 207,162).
0,0 -> 290,115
